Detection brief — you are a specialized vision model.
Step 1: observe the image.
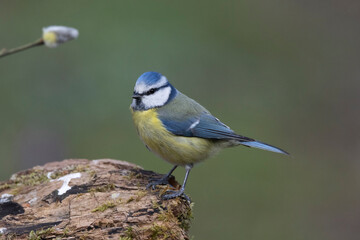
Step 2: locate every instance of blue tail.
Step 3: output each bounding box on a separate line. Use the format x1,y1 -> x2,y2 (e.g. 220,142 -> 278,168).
240,141 -> 289,155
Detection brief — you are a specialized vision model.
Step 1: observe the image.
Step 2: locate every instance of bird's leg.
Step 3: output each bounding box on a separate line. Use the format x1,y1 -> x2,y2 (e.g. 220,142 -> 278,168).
162,164 -> 192,202
147,165 -> 178,190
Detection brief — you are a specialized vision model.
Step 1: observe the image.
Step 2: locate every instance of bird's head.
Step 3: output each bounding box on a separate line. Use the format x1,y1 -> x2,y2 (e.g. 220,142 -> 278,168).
131,72 -> 177,111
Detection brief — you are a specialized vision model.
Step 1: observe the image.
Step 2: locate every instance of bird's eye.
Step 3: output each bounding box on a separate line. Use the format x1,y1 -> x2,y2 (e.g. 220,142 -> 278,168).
148,88 -> 156,94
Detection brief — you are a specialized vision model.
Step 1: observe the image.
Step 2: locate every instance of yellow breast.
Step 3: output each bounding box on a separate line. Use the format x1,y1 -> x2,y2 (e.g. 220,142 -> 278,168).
130,108 -> 218,166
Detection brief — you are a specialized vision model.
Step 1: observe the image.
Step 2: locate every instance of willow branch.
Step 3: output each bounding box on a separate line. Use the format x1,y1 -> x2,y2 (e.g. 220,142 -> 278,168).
0,38 -> 44,59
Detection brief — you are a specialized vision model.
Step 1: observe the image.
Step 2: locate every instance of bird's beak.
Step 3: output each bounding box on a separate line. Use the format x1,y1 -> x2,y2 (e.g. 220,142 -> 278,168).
132,94 -> 141,100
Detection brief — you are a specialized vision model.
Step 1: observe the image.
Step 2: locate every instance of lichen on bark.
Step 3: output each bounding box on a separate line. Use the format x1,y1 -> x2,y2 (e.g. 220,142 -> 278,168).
0,159 -> 192,239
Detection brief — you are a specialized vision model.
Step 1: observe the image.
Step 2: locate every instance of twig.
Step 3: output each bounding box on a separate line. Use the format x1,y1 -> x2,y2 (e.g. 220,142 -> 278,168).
0,38 -> 44,59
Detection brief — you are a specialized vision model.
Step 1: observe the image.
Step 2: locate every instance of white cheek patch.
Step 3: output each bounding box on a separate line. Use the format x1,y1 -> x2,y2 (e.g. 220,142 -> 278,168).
135,76 -> 168,94
142,86 -> 171,108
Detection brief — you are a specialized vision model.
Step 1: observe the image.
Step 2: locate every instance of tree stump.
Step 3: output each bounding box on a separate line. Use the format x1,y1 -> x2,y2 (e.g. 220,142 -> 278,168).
0,159 -> 193,239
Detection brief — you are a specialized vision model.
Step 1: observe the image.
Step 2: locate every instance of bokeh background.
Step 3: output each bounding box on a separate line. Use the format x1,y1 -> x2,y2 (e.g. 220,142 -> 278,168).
1,1 -> 360,239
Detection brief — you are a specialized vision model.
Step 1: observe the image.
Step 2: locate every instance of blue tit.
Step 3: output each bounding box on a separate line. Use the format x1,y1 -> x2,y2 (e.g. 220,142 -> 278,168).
130,71 -> 288,201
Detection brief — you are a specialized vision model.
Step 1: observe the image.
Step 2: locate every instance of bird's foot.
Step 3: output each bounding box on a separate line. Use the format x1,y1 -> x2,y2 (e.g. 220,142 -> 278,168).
146,176 -> 171,190
162,189 -> 191,202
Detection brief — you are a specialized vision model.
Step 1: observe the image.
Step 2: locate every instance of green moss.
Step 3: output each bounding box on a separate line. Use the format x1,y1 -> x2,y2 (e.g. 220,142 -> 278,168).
79,234 -> 90,240
28,227 -> 54,240
177,202 -> 194,232
149,224 -> 167,239
124,226 -> 136,239
89,183 -> 115,193
91,201 -> 116,212
149,200 -> 194,239
157,207 -> 173,222
0,183 -> 10,192
28,230 -> 38,239
157,200 -> 194,232
125,171 -> 143,180
148,223 -> 179,240
62,227 -> 70,237
119,237 -> 132,240
88,170 -> 97,178
135,190 -> 146,201
126,197 -> 134,203
2,170 -> 52,196
151,200 -> 162,210
13,170 -> 49,186
48,171 -> 64,179
4,233 -> 16,240
9,185 -> 24,196
49,165 -> 89,180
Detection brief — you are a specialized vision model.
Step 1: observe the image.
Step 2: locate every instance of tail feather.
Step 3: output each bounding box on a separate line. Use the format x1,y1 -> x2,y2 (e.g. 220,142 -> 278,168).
240,140 -> 289,155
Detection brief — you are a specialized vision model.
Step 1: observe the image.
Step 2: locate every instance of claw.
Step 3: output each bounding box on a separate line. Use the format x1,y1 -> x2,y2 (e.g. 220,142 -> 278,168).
146,165 -> 178,190
162,189 -> 191,202
146,177 -> 170,190
146,165 -> 192,203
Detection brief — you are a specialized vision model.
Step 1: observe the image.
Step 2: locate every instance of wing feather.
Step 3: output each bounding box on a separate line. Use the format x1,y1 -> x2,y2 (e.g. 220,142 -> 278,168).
160,112 -> 253,142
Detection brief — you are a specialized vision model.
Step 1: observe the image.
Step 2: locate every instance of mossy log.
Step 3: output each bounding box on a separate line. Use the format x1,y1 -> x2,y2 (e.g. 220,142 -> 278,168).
0,159 -> 193,239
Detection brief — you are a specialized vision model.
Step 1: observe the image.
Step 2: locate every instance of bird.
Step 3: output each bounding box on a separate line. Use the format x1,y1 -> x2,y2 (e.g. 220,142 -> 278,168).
130,71 -> 288,201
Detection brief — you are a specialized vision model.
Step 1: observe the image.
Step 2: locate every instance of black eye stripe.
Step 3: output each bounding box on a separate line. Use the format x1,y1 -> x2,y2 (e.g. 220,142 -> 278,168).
136,83 -> 170,96
146,88 -> 157,95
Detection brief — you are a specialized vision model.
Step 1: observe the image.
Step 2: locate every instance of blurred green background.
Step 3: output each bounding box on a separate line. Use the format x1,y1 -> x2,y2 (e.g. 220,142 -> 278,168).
1,1 -> 360,239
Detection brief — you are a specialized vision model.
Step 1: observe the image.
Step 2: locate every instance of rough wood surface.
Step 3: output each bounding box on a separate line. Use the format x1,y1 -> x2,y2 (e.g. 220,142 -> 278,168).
0,159 -> 193,239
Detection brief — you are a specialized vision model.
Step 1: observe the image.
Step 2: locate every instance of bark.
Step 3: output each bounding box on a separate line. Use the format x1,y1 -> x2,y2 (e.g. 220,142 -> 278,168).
0,159 -> 192,240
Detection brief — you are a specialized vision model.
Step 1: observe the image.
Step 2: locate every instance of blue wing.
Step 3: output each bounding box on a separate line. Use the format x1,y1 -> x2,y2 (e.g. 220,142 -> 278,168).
159,113 -> 288,155
159,113 -> 254,141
